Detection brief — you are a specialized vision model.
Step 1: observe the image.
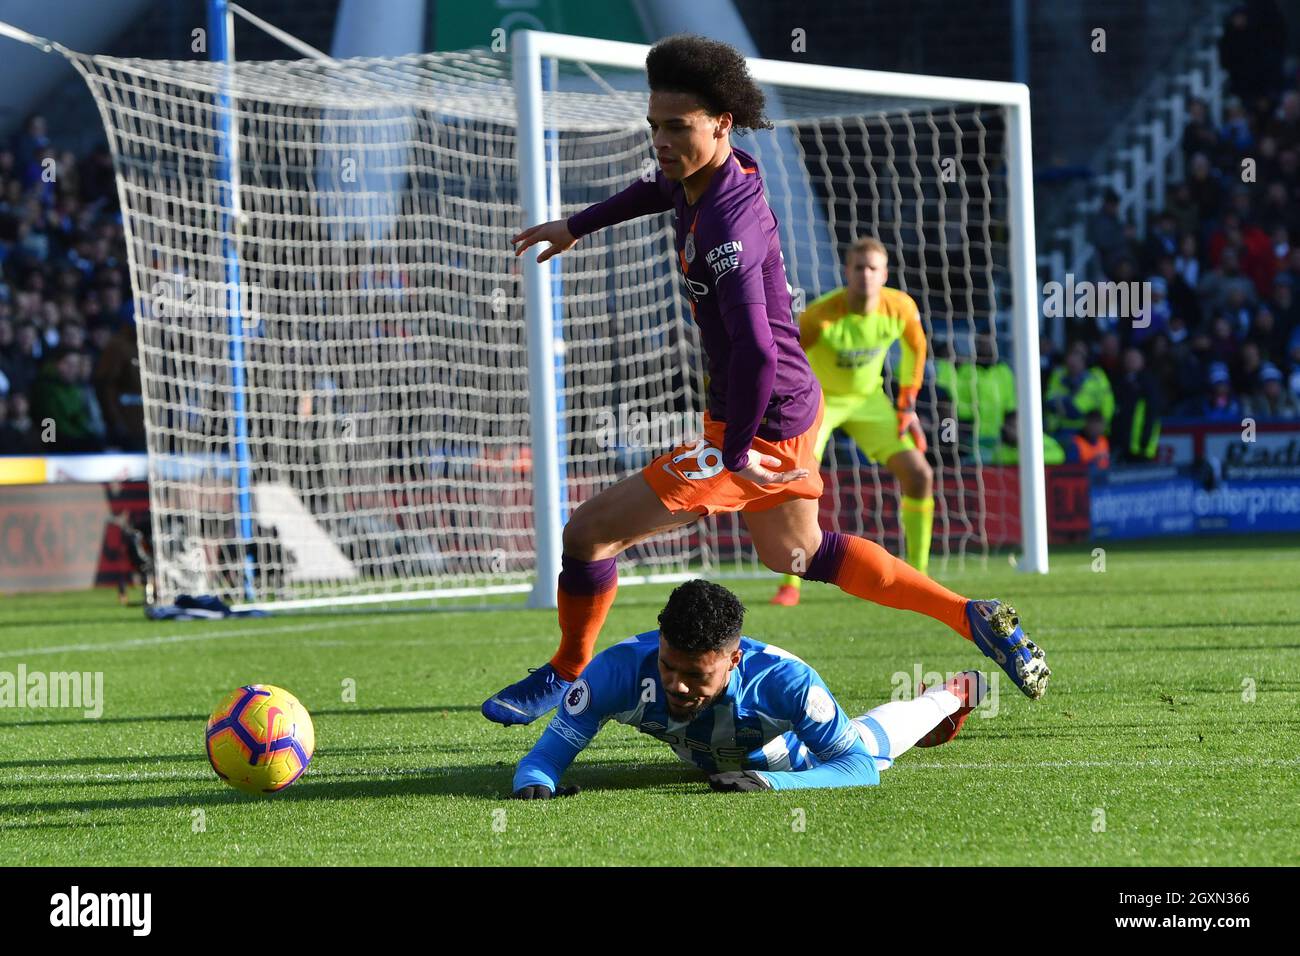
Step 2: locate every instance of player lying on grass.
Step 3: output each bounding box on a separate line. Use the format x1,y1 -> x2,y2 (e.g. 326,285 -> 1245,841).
488,34 -> 1048,729
511,580 -> 988,798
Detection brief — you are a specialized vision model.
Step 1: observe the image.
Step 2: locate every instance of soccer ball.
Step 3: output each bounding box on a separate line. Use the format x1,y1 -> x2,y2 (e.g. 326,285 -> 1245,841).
205,684 -> 315,795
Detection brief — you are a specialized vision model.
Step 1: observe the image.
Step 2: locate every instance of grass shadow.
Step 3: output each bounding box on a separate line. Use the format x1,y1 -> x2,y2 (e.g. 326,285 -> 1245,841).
0,703 -> 483,729
3,758 -> 705,813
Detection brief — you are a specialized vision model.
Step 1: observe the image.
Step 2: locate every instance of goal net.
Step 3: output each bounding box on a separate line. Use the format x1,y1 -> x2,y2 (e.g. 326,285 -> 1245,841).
58,32 -> 1043,610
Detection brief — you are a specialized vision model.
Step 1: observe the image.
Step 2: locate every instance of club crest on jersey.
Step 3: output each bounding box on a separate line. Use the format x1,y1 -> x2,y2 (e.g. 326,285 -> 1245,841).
706,240 -> 743,278
684,232 -> 696,263
805,685 -> 836,723
564,679 -> 591,716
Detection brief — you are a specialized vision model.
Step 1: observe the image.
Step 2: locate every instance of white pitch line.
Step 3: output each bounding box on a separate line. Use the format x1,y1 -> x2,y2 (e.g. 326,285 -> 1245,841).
0,768 -> 213,785
898,757 -> 1300,769
0,618 -> 366,660
2,757 -> 1296,789
0,764 -> 438,786
274,634 -> 559,649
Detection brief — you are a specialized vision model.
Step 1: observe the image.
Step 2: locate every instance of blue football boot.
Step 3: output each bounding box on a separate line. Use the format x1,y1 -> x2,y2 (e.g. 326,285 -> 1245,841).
965,600 -> 1050,700
481,663 -> 571,726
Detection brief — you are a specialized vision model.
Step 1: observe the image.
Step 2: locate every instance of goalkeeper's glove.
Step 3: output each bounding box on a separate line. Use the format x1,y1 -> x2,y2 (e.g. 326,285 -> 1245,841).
511,783 -> 581,800
707,770 -> 772,793
895,385 -> 928,453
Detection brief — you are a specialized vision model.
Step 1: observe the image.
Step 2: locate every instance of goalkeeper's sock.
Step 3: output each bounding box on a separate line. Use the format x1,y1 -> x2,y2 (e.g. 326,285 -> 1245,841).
550,554 -> 618,680
900,495 -> 934,575
803,531 -> 972,640
855,685 -> 962,770
779,573 -> 802,590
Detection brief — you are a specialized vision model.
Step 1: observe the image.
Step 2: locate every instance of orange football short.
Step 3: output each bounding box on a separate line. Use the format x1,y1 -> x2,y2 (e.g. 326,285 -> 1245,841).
642,390 -> 826,516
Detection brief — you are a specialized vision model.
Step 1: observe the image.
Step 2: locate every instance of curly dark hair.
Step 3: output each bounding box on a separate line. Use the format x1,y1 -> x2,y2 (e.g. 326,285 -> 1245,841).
657,579 -> 746,653
645,35 -> 773,134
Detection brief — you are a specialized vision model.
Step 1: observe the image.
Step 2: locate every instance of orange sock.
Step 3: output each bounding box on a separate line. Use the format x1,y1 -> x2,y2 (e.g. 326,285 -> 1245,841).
549,555 -> 618,680
814,532 -> 972,640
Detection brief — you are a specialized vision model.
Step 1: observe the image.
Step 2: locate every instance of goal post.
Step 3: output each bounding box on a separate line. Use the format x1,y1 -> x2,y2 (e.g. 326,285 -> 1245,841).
0,20 -> 1049,612
514,32 -> 564,609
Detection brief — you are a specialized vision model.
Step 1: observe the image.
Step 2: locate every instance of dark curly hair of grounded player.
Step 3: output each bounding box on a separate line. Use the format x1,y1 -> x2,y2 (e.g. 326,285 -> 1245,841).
645,35 -> 774,134
657,579 -> 746,654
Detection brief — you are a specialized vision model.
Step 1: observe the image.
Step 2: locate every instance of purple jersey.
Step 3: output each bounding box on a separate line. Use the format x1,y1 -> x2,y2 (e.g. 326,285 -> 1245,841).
567,147 -> 821,471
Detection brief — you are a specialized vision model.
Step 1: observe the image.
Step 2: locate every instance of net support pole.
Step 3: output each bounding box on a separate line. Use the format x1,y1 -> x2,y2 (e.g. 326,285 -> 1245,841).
209,0 -> 257,600
515,30 -> 564,609
1006,93 -> 1049,574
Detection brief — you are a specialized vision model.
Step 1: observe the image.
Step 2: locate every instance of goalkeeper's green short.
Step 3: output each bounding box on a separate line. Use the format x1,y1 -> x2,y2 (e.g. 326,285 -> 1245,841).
815,389 -> 916,465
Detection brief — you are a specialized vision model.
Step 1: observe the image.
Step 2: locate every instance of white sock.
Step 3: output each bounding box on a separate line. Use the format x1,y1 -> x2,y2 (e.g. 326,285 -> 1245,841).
854,686 -> 962,771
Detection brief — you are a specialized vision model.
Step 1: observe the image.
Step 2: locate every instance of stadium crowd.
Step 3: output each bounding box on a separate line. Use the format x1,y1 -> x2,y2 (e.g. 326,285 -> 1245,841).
0,114 -> 143,456
1019,0 -> 1300,468
2,2 -> 1296,469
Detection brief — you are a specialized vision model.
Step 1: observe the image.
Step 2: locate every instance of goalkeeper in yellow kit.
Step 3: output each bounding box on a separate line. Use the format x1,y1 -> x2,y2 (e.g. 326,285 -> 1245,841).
772,236 -> 934,606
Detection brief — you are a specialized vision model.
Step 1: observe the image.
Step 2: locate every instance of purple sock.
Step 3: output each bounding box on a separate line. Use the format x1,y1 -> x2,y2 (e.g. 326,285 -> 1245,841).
558,554 -> 618,595
802,531 -> 851,583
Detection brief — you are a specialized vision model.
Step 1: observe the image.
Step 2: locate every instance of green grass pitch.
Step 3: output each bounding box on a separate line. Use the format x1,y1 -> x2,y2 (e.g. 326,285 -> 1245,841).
2,536 -> 1297,866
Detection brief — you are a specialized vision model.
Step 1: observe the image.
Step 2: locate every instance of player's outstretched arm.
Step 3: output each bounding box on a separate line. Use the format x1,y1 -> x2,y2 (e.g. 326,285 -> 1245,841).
511,169 -> 673,263
509,650 -> 627,799
510,715 -> 589,798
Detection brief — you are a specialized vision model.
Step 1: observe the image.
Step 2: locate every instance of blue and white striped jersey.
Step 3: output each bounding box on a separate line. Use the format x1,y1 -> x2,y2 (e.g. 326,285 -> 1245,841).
512,630 -> 879,792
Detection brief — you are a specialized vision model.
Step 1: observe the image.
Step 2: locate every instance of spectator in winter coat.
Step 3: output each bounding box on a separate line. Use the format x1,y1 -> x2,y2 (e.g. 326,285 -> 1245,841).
1201,361 -> 1243,422
93,320 -> 146,451
1087,189 -> 1129,278
0,393 -> 38,454
1219,3 -> 1286,106
1156,255 -> 1203,331
1243,362 -> 1300,419
31,347 -> 102,453
1186,152 -> 1223,223
1066,410 -> 1111,469
1199,246 -> 1257,318
1044,341 -> 1115,442
1111,348 -> 1164,462
1142,212 -> 1180,271
1182,99 -> 1222,167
